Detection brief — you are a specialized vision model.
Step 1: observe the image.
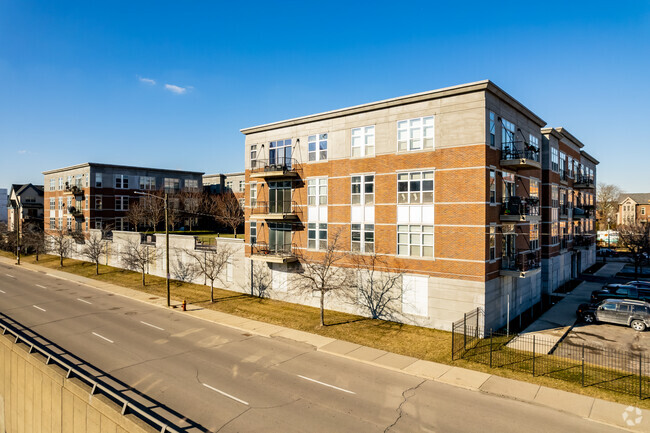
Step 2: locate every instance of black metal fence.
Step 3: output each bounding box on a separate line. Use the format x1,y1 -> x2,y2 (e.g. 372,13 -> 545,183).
452,314 -> 650,399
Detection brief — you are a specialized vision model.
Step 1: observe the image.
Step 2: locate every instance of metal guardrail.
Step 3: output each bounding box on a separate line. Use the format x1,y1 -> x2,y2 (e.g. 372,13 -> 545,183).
0,313 -> 201,433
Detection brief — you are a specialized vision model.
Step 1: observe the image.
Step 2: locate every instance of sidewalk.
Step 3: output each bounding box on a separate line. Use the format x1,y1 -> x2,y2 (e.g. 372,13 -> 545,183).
519,262 -> 627,347
1,256 -> 647,431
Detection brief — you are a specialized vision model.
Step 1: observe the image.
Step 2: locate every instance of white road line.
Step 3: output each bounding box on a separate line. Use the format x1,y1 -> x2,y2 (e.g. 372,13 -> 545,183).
36,284 -> 47,289
202,383 -> 249,405
33,305 -> 46,312
140,321 -> 164,331
77,298 -> 92,305
5,274 -> 15,278
92,332 -> 114,344
297,375 -> 356,394
0,289 -> 5,294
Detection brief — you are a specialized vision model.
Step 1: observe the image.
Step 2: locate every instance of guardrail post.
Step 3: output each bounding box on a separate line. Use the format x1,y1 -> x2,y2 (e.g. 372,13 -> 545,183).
581,344 -> 585,387
532,335 -> 536,377
489,330 -> 493,368
463,313 -> 467,349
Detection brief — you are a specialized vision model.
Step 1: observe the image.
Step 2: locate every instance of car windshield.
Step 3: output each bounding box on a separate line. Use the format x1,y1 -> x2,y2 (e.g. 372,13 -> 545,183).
601,303 -> 616,311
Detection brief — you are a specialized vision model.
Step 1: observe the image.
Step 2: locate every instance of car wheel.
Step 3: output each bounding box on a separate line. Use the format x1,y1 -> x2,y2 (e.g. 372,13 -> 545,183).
631,320 -> 647,332
583,313 -> 595,324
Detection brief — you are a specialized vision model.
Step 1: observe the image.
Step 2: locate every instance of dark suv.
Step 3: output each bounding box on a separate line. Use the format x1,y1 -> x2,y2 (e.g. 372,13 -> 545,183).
590,284 -> 650,304
576,299 -> 650,331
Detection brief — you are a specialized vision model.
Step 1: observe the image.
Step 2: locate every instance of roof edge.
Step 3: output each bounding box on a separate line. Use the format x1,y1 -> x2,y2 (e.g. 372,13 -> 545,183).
580,150 -> 600,165
43,162 -> 204,176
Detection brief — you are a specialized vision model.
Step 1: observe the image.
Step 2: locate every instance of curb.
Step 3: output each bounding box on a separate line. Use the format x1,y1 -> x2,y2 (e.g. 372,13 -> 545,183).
1,257 -> 646,431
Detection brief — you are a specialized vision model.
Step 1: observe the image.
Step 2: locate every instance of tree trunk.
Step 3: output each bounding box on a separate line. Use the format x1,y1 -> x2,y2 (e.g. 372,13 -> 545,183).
142,269 -> 146,286
60,254 -> 63,267
96,261 -> 99,275
211,281 -> 214,303
233,225 -> 237,238
320,291 -> 325,327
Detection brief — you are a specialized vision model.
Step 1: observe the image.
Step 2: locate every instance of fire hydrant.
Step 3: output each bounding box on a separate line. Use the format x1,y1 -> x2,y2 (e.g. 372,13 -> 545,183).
182,300 -> 187,311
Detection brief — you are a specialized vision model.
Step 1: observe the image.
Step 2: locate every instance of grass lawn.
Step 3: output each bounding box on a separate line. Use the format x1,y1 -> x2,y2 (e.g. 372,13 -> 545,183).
3,250 -> 650,408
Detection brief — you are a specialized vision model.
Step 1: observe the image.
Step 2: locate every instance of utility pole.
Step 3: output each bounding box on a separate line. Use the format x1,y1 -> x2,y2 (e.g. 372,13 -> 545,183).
165,192 -> 170,307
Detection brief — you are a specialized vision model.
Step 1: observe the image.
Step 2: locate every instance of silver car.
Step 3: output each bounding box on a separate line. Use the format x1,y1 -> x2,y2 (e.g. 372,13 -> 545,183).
594,299 -> 650,331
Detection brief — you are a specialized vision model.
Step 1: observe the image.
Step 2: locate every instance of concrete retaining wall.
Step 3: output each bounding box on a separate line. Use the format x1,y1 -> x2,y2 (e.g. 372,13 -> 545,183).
0,331 -> 156,433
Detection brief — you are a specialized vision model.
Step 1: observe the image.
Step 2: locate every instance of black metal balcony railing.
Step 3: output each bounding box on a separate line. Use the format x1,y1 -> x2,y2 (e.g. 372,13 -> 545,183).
574,175 -> 594,188
560,236 -> 569,250
560,204 -> 570,217
501,251 -> 541,273
560,170 -> 568,182
65,184 -> 84,195
251,242 -> 297,258
251,200 -> 302,216
67,206 -> 84,218
500,144 -> 540,163
250,157 -> 301,176
574,234 -> 595,248
501,196 -> 540,217
572,207 -> 592,219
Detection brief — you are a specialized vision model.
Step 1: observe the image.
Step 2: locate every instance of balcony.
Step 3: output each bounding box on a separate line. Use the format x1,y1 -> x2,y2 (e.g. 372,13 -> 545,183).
572,207 -> 591,219
250,158 -> 301,179
500,145 -> 541,170
251,242 -> 298,263
560,170 -> 568,184
500,251 -> 541,278
64,184 -> 84,196
500,196 -> 541,222
573,175 -> 594,189
574,234 -> 595,249
250,201 -> 301,220
67,206 -> 84,219
559,204 -> 570,219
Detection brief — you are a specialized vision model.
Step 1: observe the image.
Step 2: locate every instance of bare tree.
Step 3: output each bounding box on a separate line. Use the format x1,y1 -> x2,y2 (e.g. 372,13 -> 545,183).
597,183 -> 622,230
121,239 -> 155,286
0,222 -> 15,252
350,253 -> 403,320
293,229 -> 351,326
171,248 -> 199,283
243,260 -> 272,298
23,224 -> 45,261
167,197 -> 182,231
82,232 -> 105,274
143,191 -> 165,231
618,223 -> 650,278
180,190 -> 204,231
208,192 -> 244,236
48,229 -> 72,267
187,244 -> 235,302
126,202 -> 148,232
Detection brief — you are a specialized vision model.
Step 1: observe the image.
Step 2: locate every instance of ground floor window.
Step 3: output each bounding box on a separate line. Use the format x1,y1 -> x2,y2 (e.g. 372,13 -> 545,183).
351,224 -> 374,253
308,223 -> 327,250
397,225 -> 433,257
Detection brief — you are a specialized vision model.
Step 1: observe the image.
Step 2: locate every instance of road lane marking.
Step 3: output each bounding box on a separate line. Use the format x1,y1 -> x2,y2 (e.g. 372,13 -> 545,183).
0,289 -> 5,294
36,284 -> 47,289
92,332 -> 114,344
33,305 -> 46,312
202,383 -> 249,405
297,375 -> 356,394
140,321 -> 164,331
5,274 -> 15,278
77,298 -> 92,305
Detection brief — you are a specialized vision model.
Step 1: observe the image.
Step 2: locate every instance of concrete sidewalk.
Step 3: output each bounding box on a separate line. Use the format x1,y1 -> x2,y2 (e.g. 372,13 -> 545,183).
519,262 -> 627,347
1,256 -> 647,431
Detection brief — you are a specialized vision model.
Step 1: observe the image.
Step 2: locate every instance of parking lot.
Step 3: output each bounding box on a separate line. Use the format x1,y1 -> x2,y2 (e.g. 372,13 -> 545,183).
565,321 -> 650,354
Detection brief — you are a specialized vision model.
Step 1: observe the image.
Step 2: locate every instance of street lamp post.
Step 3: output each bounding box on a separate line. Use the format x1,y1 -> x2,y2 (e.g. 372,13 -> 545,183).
135,191 -> 170,307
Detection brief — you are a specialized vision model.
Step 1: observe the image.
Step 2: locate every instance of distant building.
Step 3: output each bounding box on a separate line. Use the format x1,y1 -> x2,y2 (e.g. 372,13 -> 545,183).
203,171 -> 246,207
617,193 -> 650,225
7,184 -> 45,231
43,163 -> 204,234
0,188 -> 7,223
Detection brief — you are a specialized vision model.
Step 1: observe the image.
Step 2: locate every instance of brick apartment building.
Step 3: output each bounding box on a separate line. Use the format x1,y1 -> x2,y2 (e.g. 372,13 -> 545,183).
43,163 -> 204,234
617,193 -> 650,225
203,171 -> 246,206
240,80 -> 598,331
7,184 -> 44,232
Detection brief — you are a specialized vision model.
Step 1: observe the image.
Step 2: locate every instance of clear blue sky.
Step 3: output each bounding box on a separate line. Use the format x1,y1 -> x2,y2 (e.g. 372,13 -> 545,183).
1,1 -> 648,192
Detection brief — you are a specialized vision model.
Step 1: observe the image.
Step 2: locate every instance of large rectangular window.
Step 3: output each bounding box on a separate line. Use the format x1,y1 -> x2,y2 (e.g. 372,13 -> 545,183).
49,198 -> 55,210
351,126 -> 375,157
164,178 -> 180,193
559,152 -> 566,179
140,176 -> 156,190
95,196 -> 103,210
397,171 -> 434,204
115,175 -> 129,189
269,139 -> 292,167
351,175 -> 374,205
115,196 -> 129,211
49,179 -> 55,191
489,170 -> 496,204
308,133 -> 328,161
398,225 -> 433,258
489,112 -> 496,147
501,118 -> 516,152
551,147 -> 559,172
58,177 -> 63,190
308,178 -> 328,205
530,224 -> 539,250
49,217 -> 56,229
95,173 -> 103,188
308,223 -> 327,250
250,221 -> 257,244
352,224 -> 374,253
489,226 -> 496,260
249,182 -> 257,207
186,179 -> 199,191
397,116 -> 434,151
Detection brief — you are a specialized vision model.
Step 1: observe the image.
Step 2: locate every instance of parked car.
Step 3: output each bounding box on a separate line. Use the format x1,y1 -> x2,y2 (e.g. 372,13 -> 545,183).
597,248 -> 618,257
591,284 -> 650,304
576,299 -> 650,331
628,280 -> 650,289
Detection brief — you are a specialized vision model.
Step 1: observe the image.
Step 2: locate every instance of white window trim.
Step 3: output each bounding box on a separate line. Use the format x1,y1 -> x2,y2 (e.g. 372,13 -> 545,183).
397,115 -> 435,152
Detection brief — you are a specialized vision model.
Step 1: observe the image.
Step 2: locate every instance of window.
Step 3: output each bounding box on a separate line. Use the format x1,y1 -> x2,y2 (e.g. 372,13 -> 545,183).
643,208 -> 646,216
59,197 -> 64,210
95,173 -> 103,188
49,198 -> 55,210
67,217 -> 72,230
49,179 -> 55,191
95,196 -> 103,210
351,126 -> 375,157
501,118 -> 515,151
239,180 -> 245,192
352,224 -> 374,253
250,221 -> 257,244
398,225 -> 434,257
402,275 -> 428,317
397,116 -> 434,151
164,178 -> 180,193
250,145 -> 258,170
115,196 -> 129,211
397,171 -> 434,204
67,197 -> 72,210
351,175 -> 374,205
115,175 -> 129,189
551,147 -> 559,172
551,222 -> 559,245
115,217 -> 128,231
239,198 -> 245,209
530,224 -> 539,250
489,226 -> 496,260
530,179 -> 539,200
58,177 -> 63,190
559,152 -> 566,178
489,170 -> 496,204
225,180 -> 233,190
186,179 -> 199,191
75,174 -> 83,187
529,134 -> 539,152
552,185 -> 559,221
308,133 -> 328,161
67,176 -> 72,188
308,178 -> 328,206
308,223 -> 328,250
502,172 -> 515,202
269,139 -> 292,167
140,176 -> 155,190
50,217 -> 55,229
250,182 -> 257,207
568,157 -> 574,178
489,111 -> 496,147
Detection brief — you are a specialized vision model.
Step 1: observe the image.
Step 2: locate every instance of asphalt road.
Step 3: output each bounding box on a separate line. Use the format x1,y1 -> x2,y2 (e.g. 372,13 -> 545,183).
0,262 -> 627,433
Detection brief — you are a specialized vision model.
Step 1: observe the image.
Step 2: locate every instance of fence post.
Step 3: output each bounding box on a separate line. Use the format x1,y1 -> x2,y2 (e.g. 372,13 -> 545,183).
476,307 -> 480,338
532,335 -> 536,377
451,322 -> 455,361
463,313 -> 467,349
489,329 -> 493,368
581,344 -> 585,387
640,354 -> 643,400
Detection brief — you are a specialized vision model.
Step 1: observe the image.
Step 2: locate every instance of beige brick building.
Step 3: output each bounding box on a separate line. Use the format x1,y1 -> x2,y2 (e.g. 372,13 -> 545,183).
239,80 -> 597,331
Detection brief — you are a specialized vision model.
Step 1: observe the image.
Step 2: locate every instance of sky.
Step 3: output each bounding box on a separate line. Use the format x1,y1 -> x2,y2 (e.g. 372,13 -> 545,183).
0,1 -> 649,193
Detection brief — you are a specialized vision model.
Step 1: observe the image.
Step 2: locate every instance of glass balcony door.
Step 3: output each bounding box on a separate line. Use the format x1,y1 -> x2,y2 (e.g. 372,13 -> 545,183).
269,222 -> 292,254
269,139 -> 292,169
269,181 -> 292,214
